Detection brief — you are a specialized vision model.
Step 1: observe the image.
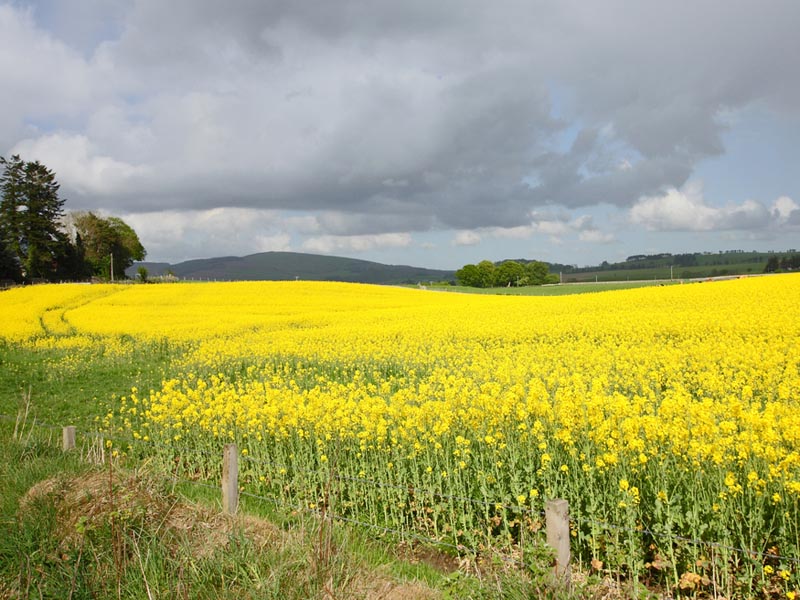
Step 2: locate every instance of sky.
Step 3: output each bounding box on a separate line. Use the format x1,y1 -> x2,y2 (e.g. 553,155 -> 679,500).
1,1 -> 799,270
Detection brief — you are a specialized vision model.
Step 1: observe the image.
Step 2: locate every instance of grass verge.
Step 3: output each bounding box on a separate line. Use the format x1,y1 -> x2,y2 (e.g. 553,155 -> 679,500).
1,420 -> 613,599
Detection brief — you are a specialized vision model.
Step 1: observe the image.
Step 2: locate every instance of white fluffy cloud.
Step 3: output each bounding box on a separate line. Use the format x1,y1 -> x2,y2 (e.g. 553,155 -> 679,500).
255,233 -> 292,252
12,133 -> 149,199
448,213 -> 617,251
122,207 -> 289,261
629,183 -> 787,232
452,231 -> 482,246
578,229 -> 615,243
302,233 -> 412,254
772,196 -> 799,225
0,6 -> 99,114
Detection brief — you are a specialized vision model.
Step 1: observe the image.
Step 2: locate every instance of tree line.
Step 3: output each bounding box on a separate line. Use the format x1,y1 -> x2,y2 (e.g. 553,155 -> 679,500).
764,253 -> 800,273
0,155 -> 145,284
455,259 -> 558,288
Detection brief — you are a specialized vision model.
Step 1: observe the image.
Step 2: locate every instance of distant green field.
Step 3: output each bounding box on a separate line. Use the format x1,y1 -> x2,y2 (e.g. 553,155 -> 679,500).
419,280 -> 680,295
561,260 -> 765,283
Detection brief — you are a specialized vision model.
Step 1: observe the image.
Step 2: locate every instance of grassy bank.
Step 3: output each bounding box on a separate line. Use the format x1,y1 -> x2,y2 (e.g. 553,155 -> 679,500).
0,395 -> 609,599
2,418 -> 574,599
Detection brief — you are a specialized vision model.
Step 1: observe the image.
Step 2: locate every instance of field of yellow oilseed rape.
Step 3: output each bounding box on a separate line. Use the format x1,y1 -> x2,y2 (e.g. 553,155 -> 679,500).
1,275 -> 799,595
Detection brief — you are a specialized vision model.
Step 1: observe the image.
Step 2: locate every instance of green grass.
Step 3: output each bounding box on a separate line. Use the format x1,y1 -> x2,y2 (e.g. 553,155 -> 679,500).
0,339 -> 174,429
561,262 -> 761,283
0,409 -> 600,598
0,421 -> 444,599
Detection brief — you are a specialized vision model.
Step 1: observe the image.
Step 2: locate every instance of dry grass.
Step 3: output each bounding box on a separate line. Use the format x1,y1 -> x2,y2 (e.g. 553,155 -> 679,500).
6,439 -> 644,599
16,465 -> 444,599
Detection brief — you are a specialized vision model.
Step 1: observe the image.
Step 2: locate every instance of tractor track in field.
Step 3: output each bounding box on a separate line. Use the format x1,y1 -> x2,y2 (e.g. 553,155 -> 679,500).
38,286 -> 130,338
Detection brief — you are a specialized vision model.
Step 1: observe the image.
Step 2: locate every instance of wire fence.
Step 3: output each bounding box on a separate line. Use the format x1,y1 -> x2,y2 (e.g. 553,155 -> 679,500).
567,512 -> 800,566
238,453 -> 539,515
2,413 -> 799,573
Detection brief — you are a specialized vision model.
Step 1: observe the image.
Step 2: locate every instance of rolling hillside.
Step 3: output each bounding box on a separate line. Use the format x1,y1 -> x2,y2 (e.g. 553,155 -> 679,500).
127,251 -> 455,284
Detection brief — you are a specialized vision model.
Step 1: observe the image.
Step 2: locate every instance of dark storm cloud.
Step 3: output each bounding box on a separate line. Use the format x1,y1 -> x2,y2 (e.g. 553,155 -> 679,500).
4,0 -> 800,237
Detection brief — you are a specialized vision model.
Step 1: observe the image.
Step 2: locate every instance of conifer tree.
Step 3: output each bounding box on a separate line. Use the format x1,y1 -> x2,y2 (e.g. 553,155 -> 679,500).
0,155 -> 70,281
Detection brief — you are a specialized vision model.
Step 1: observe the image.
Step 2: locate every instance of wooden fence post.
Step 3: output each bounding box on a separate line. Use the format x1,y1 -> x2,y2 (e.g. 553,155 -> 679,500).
62,426 -> 76,451
222,443 -> 239,515
545,498 -> 571,586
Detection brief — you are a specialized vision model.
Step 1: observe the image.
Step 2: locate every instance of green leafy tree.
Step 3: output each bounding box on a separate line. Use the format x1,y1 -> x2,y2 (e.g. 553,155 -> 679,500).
71,212 -> 146,279
458,259 -> 554,287
455,263 -> 481,287
0,155 -> 73,281
475,260 -> 496,288
494,260 -> 525,286
525,260 -> 550,285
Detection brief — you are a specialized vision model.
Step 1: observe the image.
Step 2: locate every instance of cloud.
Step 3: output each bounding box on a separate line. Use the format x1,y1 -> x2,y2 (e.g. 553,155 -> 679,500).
452,231 -> 482,246
314,211 -> 432,236
2,1 -> 800,264
302,233 -> 412,254
255,233 -> 292,252
281,215 -> 321,234
578,229 -> 615,243
122,207 -> 289,261
489,213 -> 615,241
454,213 -> 617,247
12,133 -> 149,199
486,225 -> 534,240
0,5 -> 105,150
772,196 -> 799,225
629,183 -> 786,232
531,221 -> 570,236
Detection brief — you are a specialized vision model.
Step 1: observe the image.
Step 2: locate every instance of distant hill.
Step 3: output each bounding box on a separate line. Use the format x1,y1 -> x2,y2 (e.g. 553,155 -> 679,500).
126,252 -> 455,284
